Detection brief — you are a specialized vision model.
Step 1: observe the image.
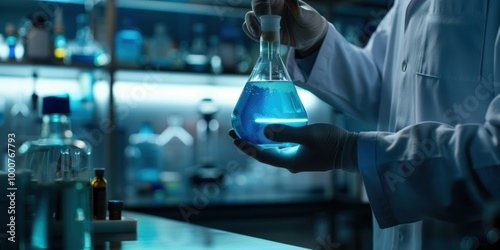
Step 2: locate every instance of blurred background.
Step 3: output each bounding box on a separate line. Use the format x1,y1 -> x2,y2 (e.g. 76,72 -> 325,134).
0,0 -> 391,249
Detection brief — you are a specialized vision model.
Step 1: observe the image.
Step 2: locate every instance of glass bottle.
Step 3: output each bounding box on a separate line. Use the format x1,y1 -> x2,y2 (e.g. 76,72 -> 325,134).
4,23 -> 17,60
185,23 -> 209,72
147,23 -> 173,69
125,122 -> 164,198
66,14 -> 109,66
208,35 -> 223,74
0,33 -> 6,60
3,23 -> 24,61
114,18 -> 144,66
191,98 -> 224,186
157,115 -> 194,197
91,168 -> 107,220
18,95 -> 92,249
26,12 -> 51,62
52,7 -> 67,63
231,15 -> 308,148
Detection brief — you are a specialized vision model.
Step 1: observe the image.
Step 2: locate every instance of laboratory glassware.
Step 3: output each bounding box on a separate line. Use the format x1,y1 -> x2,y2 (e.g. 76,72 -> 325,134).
18,95 -> 92,249
231,15 -> 308,148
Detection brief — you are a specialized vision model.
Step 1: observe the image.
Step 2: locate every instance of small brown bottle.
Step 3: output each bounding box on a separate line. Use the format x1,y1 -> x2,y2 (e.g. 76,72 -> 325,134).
92,168 -> 107,220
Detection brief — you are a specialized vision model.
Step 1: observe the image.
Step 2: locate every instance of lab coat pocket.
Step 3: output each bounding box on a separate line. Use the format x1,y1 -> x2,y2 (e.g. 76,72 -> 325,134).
417,1 -> 487,82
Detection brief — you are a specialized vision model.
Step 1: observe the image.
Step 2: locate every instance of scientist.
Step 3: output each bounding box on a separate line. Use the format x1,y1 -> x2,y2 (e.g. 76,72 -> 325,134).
229,0 -> 500,249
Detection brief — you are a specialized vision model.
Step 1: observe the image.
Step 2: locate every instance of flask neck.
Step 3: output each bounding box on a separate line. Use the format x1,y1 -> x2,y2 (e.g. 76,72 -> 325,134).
41,114 -> 72,139
260,31 -> 280,59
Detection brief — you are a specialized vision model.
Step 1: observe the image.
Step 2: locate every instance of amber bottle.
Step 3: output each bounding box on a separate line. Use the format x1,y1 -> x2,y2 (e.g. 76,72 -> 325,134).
92,168 -> 107,220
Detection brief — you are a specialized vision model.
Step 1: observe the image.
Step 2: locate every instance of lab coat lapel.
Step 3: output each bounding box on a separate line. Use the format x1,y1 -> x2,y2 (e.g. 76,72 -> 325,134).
404,0 -> 425,31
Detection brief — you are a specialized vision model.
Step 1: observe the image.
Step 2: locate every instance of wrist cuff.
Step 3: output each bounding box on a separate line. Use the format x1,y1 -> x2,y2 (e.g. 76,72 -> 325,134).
340,132 -> 359,172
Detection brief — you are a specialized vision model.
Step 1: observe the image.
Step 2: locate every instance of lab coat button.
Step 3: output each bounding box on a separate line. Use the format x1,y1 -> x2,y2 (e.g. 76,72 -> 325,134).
402,61 -> 407,72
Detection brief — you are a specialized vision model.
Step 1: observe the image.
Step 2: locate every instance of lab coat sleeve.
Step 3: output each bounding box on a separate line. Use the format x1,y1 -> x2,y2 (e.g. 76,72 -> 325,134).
358,95 -> 500,228
286,6 -> 395,124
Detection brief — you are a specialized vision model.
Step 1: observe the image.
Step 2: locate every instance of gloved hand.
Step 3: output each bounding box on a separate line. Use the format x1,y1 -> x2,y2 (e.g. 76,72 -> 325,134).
229,123 -> 359,173
243,0 -> 328,57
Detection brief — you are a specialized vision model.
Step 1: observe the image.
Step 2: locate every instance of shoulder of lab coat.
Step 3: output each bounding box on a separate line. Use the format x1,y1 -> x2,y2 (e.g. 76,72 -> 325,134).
286,6 -> 396,124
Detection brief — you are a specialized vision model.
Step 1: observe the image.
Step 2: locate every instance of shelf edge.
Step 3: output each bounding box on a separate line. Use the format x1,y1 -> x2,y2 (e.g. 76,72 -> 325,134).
117,0 -> 248,18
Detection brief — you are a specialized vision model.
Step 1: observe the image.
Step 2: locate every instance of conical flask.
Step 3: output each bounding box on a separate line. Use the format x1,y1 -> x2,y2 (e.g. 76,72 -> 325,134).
231,15 -> 308,148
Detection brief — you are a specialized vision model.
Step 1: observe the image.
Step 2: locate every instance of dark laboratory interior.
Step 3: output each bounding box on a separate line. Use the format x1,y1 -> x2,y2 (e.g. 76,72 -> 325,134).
0,0 -> 499,250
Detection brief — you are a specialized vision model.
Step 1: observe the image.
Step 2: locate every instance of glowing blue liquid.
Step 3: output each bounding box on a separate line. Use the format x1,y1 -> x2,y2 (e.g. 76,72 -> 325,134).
231,81 -> 308,147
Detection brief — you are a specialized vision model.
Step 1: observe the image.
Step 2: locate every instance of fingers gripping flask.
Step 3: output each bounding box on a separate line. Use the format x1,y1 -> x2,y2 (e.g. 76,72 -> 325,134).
231,15 -> 308,148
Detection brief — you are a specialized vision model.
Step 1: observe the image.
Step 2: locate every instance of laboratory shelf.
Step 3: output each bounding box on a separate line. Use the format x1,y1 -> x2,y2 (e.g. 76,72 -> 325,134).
0,62 -> 107,79
117,0 -> 249,18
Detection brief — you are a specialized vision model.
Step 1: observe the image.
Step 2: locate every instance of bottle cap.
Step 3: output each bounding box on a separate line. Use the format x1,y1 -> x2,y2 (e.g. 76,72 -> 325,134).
94,168 -> 105,177
32,12 -> 48,28
42,95 -> 70,115
108,200 -> 123,211
260,15 -> 281,32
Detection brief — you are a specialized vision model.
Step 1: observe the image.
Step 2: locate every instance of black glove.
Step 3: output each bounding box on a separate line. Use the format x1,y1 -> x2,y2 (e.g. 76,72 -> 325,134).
229,123 -> 359,173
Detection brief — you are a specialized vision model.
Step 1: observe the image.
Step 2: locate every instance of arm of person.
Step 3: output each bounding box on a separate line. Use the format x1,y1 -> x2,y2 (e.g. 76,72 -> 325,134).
357,6 -> 500,228
359,91 -> 500,228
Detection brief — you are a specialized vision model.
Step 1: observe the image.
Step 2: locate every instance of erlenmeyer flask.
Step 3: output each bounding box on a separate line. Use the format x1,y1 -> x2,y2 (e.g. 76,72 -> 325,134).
231,15 -> 308,148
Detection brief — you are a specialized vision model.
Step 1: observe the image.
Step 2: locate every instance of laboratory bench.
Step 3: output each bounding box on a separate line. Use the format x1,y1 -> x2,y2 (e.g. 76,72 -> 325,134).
97,210 -> 308,250
124,188 -> 373,250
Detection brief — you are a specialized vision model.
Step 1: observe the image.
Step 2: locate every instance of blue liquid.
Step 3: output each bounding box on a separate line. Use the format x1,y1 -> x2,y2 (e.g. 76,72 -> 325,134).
6,35 -> 17,59
231,81 -> 308,147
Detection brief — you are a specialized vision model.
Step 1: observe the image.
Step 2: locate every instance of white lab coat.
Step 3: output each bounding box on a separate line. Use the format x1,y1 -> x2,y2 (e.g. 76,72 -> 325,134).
287,0 -> 500,249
